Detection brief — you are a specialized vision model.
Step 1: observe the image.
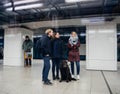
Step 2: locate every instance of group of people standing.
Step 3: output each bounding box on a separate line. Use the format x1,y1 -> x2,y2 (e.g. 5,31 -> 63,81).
40,29 -> 81,85
22,28 -> 81,85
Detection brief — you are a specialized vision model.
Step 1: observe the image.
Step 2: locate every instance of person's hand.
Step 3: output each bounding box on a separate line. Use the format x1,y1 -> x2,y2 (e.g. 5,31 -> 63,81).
73,45 -> 77,49
46,54 -> 49,56
74,47 -> 76,49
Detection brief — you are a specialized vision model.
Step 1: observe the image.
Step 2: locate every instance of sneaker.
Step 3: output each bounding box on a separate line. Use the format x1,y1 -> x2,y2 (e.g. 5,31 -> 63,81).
44,81 -> 53,85
71,75 -> 75,78
77,75 -> 80,80
42,79 -> 50,82
48,81 -> 53,85
71,78 -> 76,81
47,79 -> 51,81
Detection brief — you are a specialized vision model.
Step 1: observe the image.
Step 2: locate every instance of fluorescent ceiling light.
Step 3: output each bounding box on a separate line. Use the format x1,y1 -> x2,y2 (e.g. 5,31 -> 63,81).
65,0 -> 95,3
4,0 -> 40,7
6,7 -> 12,11
4,2 -> 12,7
6,3 -> 43,11
14,0 -> 40,5
15,3 -> 43,10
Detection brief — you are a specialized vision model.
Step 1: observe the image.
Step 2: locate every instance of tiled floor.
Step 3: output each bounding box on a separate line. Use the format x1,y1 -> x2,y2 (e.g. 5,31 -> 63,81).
0,60 -> 120,94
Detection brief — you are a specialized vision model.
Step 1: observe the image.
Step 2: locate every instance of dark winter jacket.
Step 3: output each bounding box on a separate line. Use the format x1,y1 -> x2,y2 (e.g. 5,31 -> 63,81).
41,35 -> 52,57
68,40 -> 80,62
52,38 -> 63,58
22,39 -> 33,52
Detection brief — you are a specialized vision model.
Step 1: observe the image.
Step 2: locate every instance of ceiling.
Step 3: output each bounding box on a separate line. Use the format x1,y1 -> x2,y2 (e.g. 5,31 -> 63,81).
0,0 -> 120,25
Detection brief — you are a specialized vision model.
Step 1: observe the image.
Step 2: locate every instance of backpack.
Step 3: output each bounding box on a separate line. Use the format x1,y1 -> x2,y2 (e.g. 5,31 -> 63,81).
36,37 -> 42,54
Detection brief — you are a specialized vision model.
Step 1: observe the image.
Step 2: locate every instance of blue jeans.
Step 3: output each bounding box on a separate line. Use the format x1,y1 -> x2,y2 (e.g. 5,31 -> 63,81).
71,61 -> 80,75
52,58 -> 61,78
42,56 -> 50,82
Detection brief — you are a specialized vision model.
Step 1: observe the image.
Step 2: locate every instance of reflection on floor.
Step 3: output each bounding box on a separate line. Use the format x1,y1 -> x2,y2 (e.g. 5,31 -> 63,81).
0,60 -> 120,94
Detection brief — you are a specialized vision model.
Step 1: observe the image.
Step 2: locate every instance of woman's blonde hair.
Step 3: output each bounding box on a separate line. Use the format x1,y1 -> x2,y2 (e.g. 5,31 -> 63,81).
71,31 -> 77,36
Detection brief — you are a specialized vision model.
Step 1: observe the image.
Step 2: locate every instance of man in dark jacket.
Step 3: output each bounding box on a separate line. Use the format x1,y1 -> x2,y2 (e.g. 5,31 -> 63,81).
41,29 -> 53,85
22,35 -> 33,67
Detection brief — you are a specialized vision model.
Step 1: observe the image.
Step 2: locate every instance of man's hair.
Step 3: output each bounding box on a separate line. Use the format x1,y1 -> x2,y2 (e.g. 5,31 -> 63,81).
25,35 -> 29,38
45,29 -> 53,35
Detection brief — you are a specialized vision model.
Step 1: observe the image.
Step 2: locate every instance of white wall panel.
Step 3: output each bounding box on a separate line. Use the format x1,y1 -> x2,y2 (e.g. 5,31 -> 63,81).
4,28 -> 33,66
86,24 -> 117,70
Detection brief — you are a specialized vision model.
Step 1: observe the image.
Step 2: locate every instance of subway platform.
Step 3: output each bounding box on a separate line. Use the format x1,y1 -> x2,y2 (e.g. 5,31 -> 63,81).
0,60 -> 120,94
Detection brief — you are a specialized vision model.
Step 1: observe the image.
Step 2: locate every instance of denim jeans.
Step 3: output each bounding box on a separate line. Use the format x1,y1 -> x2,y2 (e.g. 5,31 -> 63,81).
52,58 -> 61,78
42,56 -> 50,82
71,61 -> 80,75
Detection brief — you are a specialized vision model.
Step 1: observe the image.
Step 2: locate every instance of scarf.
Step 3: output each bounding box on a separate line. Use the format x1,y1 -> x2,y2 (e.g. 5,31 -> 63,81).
69,35 -> 78,46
